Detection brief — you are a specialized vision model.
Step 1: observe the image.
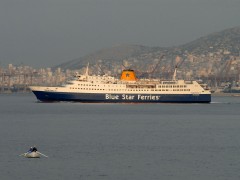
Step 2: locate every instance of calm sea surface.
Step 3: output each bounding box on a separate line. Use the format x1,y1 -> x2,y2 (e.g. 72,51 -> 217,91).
0,93 -> 240,180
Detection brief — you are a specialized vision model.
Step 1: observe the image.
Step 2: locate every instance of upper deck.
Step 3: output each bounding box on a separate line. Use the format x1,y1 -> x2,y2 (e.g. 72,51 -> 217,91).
30,68 -> 211,95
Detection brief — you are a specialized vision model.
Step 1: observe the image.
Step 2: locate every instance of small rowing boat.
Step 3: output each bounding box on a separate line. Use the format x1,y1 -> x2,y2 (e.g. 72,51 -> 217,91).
24,152 -> 40,158
20,146 -> 48,158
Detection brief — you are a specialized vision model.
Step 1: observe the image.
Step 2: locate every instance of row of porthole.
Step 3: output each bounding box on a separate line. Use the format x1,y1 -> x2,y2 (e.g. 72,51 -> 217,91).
159,85 -> 187,88
77,84 -> 188,89
69,88 -> 191,92
77,84 -> 124,88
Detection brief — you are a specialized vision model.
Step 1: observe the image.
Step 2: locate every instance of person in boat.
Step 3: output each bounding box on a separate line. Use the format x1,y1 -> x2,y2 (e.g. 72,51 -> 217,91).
27,146 -> 38,153
27,147 -> 33,153
32,146 -> 38,152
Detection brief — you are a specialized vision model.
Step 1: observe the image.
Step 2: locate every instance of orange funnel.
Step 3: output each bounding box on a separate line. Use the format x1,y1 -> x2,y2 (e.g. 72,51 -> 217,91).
120,70 -> 137,81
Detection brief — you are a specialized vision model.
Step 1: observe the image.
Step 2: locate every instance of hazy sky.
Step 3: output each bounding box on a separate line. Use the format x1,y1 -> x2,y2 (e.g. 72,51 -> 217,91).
1,0 -> 239,67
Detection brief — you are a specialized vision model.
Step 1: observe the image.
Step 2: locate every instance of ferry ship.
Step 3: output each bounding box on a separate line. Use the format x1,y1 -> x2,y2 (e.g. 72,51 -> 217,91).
30,67 -> 211,103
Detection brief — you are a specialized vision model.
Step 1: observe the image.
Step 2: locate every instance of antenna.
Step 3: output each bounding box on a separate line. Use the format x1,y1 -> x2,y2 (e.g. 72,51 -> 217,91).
172,66 -> 177,81
85,63 -> 89,76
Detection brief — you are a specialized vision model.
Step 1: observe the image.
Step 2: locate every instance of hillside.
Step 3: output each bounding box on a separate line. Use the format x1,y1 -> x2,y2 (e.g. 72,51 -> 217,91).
179,26 -> 240,55
56,44 -> 162,70
54,26 -> 240,82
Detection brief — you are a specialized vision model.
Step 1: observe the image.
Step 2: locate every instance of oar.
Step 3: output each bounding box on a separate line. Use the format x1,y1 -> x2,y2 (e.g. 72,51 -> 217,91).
36,151 -> 48,157
19,153 -> 27,156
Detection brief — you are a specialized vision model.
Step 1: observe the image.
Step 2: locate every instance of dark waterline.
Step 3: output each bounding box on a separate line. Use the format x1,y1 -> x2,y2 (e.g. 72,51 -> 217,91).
0,94 -> 240,180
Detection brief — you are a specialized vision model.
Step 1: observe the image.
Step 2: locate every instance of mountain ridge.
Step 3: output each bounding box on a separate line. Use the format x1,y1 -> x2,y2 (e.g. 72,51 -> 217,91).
54,26 -> 240,77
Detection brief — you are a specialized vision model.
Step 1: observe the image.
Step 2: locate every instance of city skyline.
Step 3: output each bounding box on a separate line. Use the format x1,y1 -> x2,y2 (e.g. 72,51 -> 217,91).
1,0 -> 240,68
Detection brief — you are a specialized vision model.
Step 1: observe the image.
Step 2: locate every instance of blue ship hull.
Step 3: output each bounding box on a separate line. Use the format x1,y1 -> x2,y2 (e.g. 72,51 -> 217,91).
32,91 -> 211,103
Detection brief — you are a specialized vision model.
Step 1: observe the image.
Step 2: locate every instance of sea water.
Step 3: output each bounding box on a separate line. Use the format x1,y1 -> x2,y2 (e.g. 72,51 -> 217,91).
0,93 -> 240,180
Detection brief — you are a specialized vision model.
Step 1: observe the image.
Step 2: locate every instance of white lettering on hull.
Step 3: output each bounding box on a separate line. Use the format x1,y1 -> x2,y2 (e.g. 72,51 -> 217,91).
105,94 -> 119,100
137,94 -> 160,100
122,94 -> 134,100
105,94 -> 160,101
